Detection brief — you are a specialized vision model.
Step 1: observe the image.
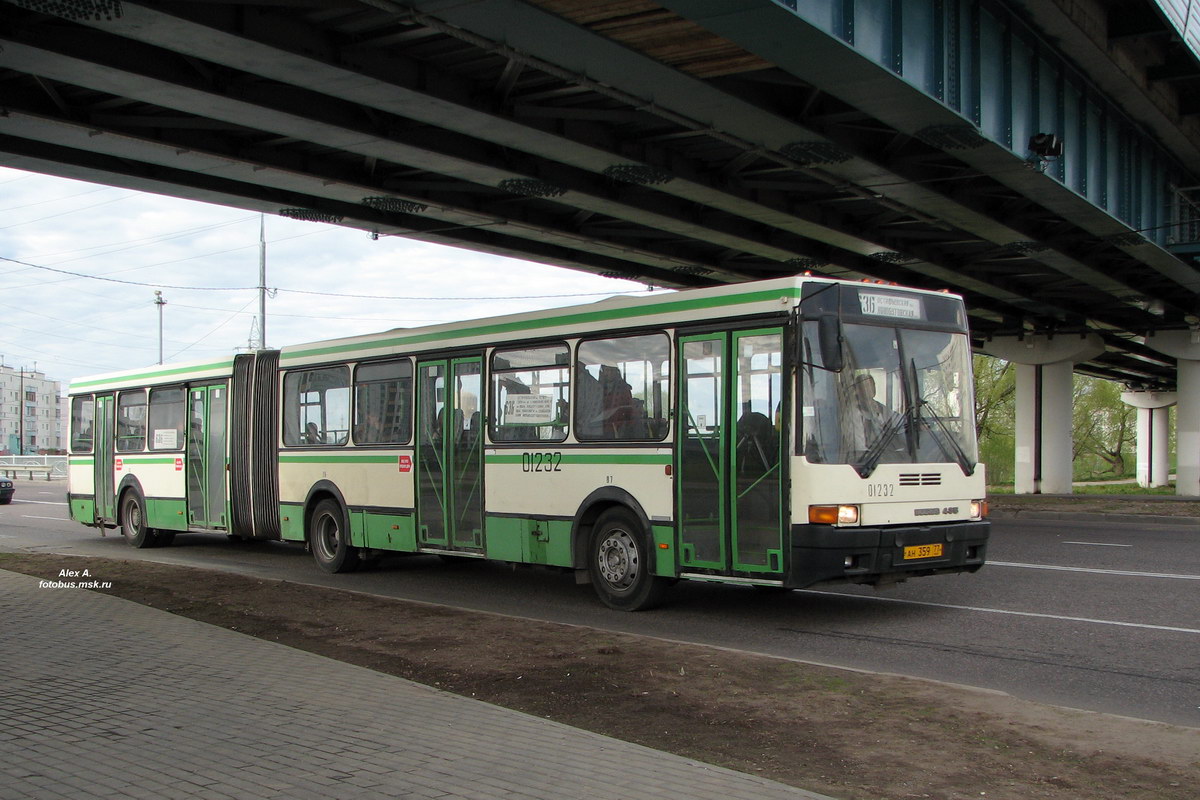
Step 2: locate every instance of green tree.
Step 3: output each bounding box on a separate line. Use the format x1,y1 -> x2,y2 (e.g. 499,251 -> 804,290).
1071,374 -> 1136,478
973,355 -> 1015,484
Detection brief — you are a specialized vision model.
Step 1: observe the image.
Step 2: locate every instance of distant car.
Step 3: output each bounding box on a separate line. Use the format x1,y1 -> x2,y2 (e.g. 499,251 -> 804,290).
0,477 -> 12,505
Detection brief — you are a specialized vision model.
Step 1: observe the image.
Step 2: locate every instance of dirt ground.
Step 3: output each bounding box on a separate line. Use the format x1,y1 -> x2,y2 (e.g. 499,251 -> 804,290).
2,551 -> 1196,800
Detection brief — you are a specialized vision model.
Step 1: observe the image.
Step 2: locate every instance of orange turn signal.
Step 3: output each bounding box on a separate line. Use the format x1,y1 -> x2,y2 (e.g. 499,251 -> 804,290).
809,505 -> 859,525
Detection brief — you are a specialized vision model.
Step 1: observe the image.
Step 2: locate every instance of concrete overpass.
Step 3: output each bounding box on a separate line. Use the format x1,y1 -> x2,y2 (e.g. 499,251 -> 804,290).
2,0 -> 1199,493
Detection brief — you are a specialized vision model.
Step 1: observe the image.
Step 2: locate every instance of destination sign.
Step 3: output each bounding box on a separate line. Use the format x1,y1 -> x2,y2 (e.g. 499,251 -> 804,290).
859,292 -> 922,319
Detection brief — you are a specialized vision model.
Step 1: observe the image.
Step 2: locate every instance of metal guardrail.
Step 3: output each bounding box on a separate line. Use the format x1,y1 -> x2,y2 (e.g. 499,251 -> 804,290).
0,456 -> 67,478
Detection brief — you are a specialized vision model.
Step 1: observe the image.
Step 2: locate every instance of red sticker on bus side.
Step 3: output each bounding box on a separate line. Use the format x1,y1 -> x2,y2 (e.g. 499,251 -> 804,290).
398,455 -> 412,473
175,458 -> 183,471
114,458 -> 123,472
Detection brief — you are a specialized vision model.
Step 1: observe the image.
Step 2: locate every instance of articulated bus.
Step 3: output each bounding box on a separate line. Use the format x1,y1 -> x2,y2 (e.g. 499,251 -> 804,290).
67,276 -> 989,610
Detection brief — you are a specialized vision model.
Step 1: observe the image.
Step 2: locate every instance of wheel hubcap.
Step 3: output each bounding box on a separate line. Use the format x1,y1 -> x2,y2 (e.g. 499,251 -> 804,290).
316,515 -> 340,558
125,501 -> 141,534
597,529 -> 639,590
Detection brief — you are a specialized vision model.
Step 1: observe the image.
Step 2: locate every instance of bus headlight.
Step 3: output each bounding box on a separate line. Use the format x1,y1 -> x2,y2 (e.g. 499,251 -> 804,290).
809,504 -> 860,525
970,500 -> 987,519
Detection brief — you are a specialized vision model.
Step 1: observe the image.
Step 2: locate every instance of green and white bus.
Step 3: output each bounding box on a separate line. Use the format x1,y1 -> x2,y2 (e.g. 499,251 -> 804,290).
67,275 -> 989,610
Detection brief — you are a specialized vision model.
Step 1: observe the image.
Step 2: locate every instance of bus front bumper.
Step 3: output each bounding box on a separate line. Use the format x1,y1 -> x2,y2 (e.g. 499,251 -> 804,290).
788,520 -> 990,588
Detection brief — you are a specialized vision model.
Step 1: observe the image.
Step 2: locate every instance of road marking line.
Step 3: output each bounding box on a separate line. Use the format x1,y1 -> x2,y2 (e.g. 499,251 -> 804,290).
1062,541 -> 1133,547
801,590 -> 1200,635
989,560 -> 1200,580
7,500 -> 68,506
21,515 -> 67,521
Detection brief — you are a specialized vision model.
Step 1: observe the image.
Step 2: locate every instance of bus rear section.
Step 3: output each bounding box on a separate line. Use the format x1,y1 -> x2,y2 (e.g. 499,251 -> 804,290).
66,353 -> 280,547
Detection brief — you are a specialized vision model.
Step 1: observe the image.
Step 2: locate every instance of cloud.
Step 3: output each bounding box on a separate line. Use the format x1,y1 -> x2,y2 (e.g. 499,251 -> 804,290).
0,167 -> 657,385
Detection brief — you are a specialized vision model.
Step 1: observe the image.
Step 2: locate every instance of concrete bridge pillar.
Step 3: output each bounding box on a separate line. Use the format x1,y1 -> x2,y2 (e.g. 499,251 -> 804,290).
1143,330 -> 1200,497
1120,391 -> 1176,488
982,333 -> 1105,494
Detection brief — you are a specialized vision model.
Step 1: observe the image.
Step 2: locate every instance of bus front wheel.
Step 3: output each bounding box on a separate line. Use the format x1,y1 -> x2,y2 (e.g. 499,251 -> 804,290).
309,498 -> 360,574
120,490 -> 158,549
588,508 -> 666,611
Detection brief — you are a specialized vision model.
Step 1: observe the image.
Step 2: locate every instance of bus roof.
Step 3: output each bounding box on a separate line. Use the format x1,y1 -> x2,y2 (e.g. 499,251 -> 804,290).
70,276 -> 964,389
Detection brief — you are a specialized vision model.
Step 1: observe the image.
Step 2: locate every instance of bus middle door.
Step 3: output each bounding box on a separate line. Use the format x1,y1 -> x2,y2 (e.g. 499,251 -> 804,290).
677,329 -> 785,577
187,385 -> 228,529
416,357 -> 484,553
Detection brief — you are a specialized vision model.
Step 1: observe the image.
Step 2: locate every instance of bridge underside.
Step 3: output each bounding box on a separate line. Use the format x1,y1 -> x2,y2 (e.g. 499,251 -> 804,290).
1,0 -> 1199,388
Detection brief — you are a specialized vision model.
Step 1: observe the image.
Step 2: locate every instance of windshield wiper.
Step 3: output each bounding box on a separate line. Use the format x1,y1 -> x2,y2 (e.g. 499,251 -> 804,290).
912,400 -> 976,476
854,408 -> 909,478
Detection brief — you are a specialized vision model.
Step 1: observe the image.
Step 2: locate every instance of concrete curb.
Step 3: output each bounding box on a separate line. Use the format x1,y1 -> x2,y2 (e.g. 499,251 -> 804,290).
988,510 -> 1200,527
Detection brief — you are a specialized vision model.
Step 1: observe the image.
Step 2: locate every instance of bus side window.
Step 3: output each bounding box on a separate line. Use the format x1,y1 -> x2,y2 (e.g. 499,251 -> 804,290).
490,345 -> 570,443
575,333 -> 670,442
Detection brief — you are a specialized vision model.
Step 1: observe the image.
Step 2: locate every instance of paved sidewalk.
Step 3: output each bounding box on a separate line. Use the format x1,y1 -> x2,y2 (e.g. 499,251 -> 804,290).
0,569 -> 834,800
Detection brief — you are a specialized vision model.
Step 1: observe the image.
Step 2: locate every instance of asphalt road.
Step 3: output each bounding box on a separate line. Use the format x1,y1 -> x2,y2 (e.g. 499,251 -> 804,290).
2,480 -> 1197,727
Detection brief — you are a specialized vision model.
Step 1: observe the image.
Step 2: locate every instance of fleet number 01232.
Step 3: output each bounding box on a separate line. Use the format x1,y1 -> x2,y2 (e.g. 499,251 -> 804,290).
867,483 -> 895,497
521,452 -> 562,473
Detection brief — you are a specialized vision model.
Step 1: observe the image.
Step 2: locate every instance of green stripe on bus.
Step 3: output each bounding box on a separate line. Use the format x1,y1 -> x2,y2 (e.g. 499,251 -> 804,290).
69,457 -> 95,466
278,454 -> 401,464
69,357 -> 237,390
485,453 -> 671,465
116,457 -> 178,465
283,287 -> 798,361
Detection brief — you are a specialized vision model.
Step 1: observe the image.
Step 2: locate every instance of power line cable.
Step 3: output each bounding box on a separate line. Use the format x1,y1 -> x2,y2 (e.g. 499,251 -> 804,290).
0,254 -> 658,300
0,193 -> 139,230
0,185 -> 114,213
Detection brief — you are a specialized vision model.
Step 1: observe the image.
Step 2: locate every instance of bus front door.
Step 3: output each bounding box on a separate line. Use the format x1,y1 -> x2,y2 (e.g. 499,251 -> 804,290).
93,394 -> 116,525
416,357 -> 484,554
187,385 -> 228,529
677,329 -> 785,576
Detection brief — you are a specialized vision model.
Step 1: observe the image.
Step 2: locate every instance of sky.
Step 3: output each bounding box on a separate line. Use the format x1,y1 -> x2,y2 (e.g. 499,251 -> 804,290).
0,166 -> 659,388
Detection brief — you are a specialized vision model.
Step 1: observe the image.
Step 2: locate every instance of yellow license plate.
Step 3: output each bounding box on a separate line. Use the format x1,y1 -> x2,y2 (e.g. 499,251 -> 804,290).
903,543 -> 943,560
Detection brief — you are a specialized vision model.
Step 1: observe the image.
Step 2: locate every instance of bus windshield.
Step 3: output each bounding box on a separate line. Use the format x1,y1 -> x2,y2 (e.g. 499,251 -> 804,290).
800,321 -> 979,476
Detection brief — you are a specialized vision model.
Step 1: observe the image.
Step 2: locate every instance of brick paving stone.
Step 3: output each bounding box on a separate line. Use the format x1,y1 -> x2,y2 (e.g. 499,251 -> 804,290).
0,568 -> 836,800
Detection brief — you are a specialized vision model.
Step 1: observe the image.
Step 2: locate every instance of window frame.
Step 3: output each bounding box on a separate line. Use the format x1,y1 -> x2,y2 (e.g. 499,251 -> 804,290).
116,389 -> 148,453
147,385 -> 187,452
574,331 -> 672,443
352,357 -> 414,446
69,394 -> 95,454
489,340 -> 571,444
282,365 -> 352,448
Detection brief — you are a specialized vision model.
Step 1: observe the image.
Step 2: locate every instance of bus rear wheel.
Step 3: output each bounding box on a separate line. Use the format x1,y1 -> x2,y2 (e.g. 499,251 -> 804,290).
588,508 -> 666,611
310,498 -> 360,574
120,490 -> 158,549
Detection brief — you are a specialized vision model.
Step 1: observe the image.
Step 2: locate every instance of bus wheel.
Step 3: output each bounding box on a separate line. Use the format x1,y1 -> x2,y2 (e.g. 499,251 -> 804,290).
588,508 -> 666,611
120,490 -> 156,549
310,498 -> 360,574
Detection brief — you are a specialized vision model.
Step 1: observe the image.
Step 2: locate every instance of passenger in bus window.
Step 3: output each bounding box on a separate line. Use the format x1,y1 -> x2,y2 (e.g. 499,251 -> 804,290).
575,362 -> 603,438
458,392 -> 480,446
599,365 -> 635,437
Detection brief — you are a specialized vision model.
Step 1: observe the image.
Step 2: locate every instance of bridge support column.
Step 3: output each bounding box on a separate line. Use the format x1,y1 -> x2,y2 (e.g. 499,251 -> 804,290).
982,334 -> 1105,494
1144,330 -> 1200,497
1119,391 -> 1176,488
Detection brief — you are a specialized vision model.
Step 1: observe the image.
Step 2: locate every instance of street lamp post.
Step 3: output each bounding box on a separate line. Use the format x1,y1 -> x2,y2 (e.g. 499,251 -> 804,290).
155,290 -> 166,364
17,366 -> 25,456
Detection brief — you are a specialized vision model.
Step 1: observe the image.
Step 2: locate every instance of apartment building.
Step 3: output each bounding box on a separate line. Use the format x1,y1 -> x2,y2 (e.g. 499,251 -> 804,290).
0,363 -> 64,454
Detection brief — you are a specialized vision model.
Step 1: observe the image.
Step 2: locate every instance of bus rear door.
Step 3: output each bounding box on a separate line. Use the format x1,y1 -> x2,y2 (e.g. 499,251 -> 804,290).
677,329 -> 786,577
93,393 -> 116,525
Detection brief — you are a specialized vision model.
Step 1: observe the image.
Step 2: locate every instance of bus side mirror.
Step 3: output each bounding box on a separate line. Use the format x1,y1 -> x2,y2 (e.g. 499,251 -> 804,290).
818,314 -> 844,372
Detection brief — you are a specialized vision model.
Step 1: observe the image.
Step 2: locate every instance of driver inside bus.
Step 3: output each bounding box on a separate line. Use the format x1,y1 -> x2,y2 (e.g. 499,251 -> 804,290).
853,373 -> 890,447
